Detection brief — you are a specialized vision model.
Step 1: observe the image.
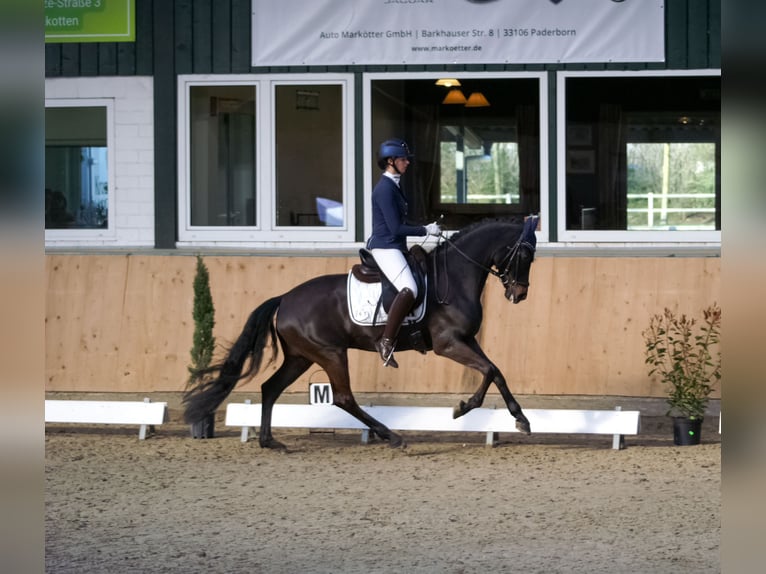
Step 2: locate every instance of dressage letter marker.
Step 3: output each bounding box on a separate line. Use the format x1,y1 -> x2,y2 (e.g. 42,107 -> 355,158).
310,383 -> 333,405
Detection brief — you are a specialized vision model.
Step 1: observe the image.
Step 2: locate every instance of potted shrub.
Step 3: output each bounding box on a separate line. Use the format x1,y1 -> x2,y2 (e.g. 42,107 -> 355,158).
188,255 -> 216,438
643,303 -> 721,445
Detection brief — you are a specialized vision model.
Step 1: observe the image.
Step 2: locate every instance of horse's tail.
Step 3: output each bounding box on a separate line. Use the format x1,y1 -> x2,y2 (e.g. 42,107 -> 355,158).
183,296 -> 282,424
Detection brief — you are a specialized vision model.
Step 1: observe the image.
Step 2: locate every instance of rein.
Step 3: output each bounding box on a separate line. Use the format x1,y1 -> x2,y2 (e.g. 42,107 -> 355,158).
433,231 -> 533,304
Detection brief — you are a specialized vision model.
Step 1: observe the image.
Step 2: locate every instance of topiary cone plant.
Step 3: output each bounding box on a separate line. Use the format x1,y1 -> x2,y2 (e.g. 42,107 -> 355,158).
643,303 -> 721,444
188,255 -> 216,438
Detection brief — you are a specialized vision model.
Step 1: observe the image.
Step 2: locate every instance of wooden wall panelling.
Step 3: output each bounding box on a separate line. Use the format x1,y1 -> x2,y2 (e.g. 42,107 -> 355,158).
707,0 -> 721,68
212,0 -> 232,73
686,0 -> 711,69
79,44 -> 99,76
152,0 -> 178,249
45,0 -> 722,78
174,0 -> 194,75
98,43 -> 118,75
61,44 -> 80,76
192,0 -> 212,73
116,256 -> 197,391
479,257 -> 721,399
45,255 -> 721,396
135,0 -> 155,75
45,44 -> 62,76
46,256 -> 129,391
230,0 -> 252,73
666,0 -> 689,68
117,41 -> 137,76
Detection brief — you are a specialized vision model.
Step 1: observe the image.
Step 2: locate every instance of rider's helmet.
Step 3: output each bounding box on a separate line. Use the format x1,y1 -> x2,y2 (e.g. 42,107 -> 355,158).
377,139 -> 414,169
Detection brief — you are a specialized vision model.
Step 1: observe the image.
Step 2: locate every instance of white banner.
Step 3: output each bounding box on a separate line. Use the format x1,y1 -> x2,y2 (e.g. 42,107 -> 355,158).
252,0 -> 664,67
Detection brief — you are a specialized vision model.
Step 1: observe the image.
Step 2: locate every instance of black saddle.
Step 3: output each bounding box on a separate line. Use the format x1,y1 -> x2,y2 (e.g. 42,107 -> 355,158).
352,246 -> 427,313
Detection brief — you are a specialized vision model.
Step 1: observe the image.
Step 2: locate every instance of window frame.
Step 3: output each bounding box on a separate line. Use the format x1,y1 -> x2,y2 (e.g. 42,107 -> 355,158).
556,69 -> 721,244
44,98 -> 116,241
362,71 -> 550,244
176,74 -> 356,246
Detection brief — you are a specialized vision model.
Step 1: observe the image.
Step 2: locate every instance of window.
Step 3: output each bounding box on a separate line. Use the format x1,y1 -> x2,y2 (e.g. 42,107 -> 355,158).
189,85 -> 256,227
558,71 -> 720,242
366,73 -> 547,236
178,74 -> 355,245
45,102 -> 114,235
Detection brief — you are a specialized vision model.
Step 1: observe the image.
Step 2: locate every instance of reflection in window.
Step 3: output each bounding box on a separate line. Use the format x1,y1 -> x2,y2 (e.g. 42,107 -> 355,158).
275,85 -> 344,227
440,133 -> 520,205
565,75 -> 720,232
190,86 -> 256,226
371,77 -> 540,229
627,142 -> 716,230
45,107 -> 108,229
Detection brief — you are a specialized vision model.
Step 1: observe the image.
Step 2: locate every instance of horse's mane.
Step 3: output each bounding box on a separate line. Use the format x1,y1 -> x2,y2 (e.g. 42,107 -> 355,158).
432,216 -> 524,257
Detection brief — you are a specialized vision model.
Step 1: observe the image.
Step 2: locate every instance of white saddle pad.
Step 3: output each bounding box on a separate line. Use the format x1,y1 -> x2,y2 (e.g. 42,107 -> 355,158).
347,272 -> 426,327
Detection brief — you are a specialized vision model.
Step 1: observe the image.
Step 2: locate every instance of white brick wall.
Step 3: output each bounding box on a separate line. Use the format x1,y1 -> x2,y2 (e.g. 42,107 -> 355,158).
45,77 -> 155,248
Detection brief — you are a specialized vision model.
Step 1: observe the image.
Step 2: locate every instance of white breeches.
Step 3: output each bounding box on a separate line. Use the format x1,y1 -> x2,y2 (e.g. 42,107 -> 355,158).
370,248 -> 418,297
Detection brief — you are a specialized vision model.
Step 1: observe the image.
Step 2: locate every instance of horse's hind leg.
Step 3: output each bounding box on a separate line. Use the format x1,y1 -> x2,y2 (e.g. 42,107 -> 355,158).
321,351 -> 405,448
259,355 -> 313,449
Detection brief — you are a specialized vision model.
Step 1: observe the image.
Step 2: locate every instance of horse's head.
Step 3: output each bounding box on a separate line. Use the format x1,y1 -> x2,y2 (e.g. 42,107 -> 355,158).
495,217 -> 537,304
497,242 -> 534,303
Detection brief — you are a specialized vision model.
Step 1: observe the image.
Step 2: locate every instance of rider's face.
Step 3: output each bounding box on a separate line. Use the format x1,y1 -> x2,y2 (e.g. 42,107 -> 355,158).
391,156 -> 410,173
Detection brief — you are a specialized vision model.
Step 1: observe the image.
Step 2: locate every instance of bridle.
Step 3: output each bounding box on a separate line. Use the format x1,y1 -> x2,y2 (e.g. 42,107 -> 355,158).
495,235 -> 535,291
433,231 -> 534,304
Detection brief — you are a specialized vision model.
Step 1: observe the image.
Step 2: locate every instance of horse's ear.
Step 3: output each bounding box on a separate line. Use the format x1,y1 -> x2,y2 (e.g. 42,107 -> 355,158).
522,215 -> 539,247
523,214 -> 541,231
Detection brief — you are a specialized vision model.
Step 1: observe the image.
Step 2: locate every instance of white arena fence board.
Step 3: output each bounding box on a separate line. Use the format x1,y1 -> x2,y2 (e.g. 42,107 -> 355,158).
226,403 -> 640,449
45,399 -> 169,439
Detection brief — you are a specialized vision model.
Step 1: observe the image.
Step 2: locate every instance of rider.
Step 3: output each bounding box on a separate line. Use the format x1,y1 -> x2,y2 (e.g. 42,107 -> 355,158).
366,138 -> 441,368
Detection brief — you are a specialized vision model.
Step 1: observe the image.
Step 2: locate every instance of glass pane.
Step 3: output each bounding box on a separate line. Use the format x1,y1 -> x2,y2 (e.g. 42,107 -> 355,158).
190,86 -> 256,226
440,135 -> 520,205
626,143 -> 716,230
565,75 -> 720,231
371,78 -> 539,229
45,107 -> 108,229
275,85 -> 344,227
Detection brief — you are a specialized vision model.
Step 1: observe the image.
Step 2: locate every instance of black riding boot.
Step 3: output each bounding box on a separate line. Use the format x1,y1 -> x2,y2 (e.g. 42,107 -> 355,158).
376,288 -> 415,368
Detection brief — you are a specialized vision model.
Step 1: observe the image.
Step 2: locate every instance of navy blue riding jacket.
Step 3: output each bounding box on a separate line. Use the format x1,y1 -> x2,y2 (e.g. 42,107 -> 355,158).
366,174 -> 426,252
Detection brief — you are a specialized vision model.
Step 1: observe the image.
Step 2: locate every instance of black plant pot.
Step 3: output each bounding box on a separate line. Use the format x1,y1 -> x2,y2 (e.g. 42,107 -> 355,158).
673,416 -> 702,446
190,414 -> 215,439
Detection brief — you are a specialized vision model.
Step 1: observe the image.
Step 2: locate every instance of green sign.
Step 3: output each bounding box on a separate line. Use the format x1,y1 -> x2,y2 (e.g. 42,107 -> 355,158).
45,0 -> 135,43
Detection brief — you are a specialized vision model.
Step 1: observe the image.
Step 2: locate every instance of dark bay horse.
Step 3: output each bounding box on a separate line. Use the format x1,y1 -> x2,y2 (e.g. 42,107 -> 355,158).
184,216 -> 538,448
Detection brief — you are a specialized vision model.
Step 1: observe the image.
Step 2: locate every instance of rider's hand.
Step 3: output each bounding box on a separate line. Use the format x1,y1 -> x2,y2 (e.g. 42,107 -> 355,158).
425,222 -> 441,236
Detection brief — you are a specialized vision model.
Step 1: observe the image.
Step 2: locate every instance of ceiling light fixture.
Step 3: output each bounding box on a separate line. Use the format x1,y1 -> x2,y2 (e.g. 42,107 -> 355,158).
465,92 -> 490,108
442,88 -> 468,105
435,78 -> 461,87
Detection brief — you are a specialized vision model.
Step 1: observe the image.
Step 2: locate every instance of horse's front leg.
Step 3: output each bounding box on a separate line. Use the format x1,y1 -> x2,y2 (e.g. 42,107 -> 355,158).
453,370 -> 493,419
433,336 -> 531,434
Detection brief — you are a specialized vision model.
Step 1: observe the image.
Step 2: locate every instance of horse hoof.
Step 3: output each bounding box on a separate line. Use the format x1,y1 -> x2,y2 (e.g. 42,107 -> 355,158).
515,420 -> 531,435
452,401 -> 466,419
388,434 -> 405,448
260,438 -> 287,450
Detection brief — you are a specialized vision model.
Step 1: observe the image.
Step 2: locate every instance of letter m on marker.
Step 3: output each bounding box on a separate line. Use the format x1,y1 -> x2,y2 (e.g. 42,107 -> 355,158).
310,383 -> 333,405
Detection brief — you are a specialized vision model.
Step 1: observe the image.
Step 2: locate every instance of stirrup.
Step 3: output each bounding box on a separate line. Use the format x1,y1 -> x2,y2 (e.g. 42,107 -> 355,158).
382,351 -> 399,369
376,337 -> 399,369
